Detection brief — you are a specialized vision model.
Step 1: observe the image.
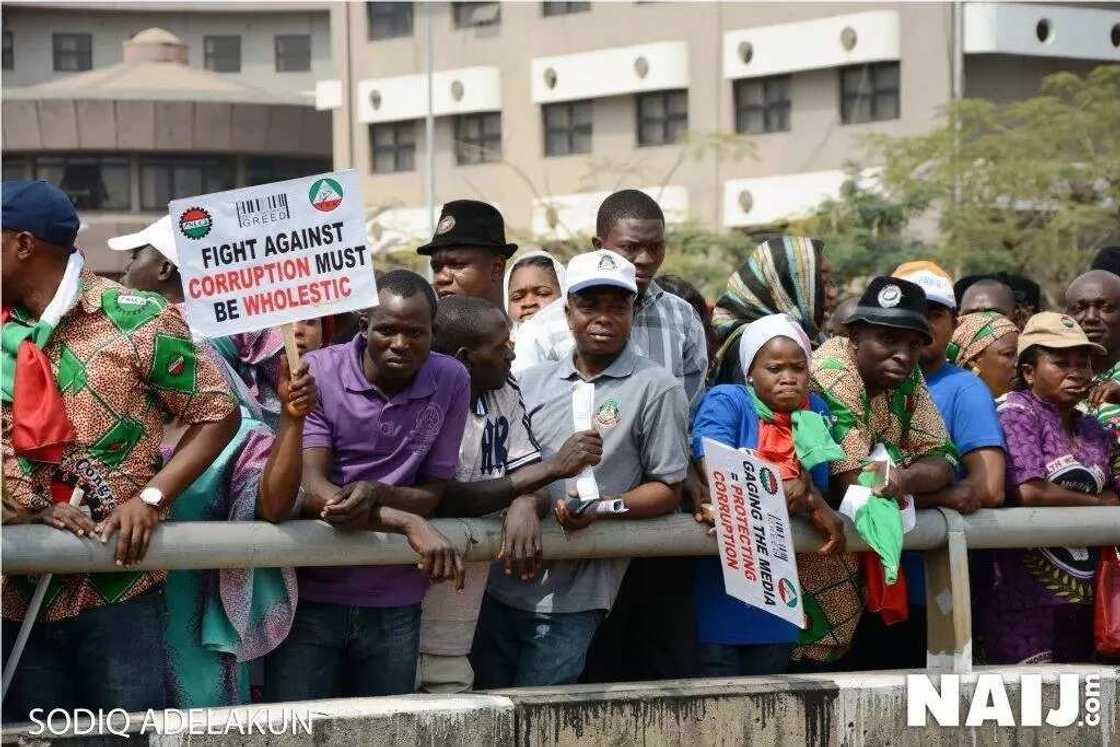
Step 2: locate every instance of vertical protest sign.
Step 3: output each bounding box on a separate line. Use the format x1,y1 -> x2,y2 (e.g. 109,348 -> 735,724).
169,170 -> 377,364
701,438 -> 804,628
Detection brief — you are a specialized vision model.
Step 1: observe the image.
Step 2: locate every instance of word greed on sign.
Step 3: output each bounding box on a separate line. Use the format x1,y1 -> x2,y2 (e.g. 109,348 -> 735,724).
170,171 -> 377,338
906,673 -> 1103,728
701,438 -> 803,628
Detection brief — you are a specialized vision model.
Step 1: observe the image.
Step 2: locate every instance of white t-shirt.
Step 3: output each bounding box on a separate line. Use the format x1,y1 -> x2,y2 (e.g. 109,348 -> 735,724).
420,375 -> 542,656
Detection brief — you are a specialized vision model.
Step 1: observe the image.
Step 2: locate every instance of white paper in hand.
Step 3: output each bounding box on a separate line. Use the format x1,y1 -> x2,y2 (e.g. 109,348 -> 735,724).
571,380 -> 599,502
843,444 -> 916,533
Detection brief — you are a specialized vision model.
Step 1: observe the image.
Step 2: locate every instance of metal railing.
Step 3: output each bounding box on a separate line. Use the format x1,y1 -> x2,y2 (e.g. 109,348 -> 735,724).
3,507 -> 1119,674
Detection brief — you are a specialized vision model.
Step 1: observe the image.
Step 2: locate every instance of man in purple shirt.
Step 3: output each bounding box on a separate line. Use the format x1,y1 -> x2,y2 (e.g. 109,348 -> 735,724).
264,270 -> 471,700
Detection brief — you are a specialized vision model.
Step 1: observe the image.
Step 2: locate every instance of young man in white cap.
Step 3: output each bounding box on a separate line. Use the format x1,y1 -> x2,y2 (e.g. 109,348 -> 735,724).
470,249 -> 689,688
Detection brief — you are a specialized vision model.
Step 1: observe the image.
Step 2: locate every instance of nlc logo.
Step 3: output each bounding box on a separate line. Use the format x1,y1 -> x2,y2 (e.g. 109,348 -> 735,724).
906,673 -> 1102,728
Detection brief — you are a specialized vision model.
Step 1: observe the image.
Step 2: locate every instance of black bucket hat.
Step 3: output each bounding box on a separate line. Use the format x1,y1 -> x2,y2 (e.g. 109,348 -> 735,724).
847,276 -> 932,343
416,199 -> 518,258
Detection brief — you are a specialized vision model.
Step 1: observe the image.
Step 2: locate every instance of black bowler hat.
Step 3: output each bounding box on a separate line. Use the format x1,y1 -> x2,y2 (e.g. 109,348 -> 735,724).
847,276 -> 931,343
416,200 -> 518,258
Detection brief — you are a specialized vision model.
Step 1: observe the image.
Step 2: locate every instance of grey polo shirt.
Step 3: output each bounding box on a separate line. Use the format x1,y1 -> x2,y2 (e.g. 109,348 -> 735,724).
486,344 -> 690,614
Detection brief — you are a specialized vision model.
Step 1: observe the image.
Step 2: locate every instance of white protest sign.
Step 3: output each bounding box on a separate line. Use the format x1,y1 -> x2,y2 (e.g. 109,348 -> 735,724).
170,170 -> 376,338
702,438 -> 804,628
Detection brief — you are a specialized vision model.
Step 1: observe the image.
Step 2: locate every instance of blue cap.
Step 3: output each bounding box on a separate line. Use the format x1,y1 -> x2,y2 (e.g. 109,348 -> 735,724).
2,180 -> 80,248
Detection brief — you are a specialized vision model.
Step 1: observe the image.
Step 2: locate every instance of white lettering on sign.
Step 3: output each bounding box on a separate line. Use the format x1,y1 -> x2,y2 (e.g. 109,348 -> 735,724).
906,673 -> 1103,727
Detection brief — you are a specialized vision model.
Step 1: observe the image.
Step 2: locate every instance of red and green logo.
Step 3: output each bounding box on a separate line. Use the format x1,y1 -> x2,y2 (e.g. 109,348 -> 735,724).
759,466 -> 779,495
179,207 -> 212,240
778,577 -> 798,608
309,177 -> 343,212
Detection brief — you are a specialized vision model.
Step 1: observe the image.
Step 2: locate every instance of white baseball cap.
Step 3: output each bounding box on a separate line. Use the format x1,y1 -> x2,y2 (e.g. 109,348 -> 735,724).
565,249 -> 638,296
107,215 -> 178,266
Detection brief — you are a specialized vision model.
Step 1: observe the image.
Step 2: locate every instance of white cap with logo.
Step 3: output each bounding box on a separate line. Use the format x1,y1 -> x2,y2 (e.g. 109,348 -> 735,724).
107,215 -> 178,266
565,249 -> 638,296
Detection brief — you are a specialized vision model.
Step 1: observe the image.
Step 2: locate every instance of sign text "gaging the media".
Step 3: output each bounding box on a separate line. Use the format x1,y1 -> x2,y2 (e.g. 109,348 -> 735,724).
907,673 -> 1103,728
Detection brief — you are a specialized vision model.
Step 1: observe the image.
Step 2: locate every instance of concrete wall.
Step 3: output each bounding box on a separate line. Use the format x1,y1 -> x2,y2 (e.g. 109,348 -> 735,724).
1,5 -> 331,100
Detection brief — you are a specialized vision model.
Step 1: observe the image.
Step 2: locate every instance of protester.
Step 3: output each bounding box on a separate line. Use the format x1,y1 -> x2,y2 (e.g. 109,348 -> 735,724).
1065,270 -> 1120,437
472,250 -> 689,688
802,277 -> 955,667
691,314 -> 846,675
512,189 -> 707,682
419,295 -> 602,694
949,312 -> 1020,399
711,236 -> 835,387
1089,246 -> 1120,277
958,277 -> 1017,320
658,274 -> 716,364
264,270 -> 470,700
164,356 -> 316,707
1003,274 -> 1043,330
1,180 -> 240,720
503,250 -> 566,336
981,313 -> 1120,663
825,297 -> 859,339
421,199 -> 518,305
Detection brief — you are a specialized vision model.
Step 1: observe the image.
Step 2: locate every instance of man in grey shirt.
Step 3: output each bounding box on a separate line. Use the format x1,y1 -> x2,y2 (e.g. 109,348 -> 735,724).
471,249 -> 689,688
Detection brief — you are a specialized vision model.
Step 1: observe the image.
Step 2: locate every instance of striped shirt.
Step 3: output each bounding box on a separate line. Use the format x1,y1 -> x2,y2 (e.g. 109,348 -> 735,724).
512,280 -> 709,410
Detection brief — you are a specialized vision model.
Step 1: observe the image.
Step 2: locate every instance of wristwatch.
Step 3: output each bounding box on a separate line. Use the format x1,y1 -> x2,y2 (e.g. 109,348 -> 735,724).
139,487 -> 165,510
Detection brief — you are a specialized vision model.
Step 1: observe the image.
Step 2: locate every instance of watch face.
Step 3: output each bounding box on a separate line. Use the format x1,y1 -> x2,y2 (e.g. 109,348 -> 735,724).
141,488 -> 163,506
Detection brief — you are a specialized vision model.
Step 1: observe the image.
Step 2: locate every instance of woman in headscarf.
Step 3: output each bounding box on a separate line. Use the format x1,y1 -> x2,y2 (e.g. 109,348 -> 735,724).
691,314 -> 847,675
711,236 -> 836,386
799,277 -> 957,667
980,313 -> 1120,664
947,312 -> 1020,399
503,250 -> 566,338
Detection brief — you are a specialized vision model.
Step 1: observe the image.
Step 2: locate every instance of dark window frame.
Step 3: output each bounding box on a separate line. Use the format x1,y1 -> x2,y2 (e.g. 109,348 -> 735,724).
733,75 -> 791,134
245,157 -> 332,186
369,121 -> 418,174
367,2 -> 414,40
636,89 -> 688,147
34,154 -> 130,211
52,33 -> 92,72
541,2 -> 591,17
542,100 -> 593,157
2,31 -> 13,71
839,61 -> 900,125
203,35 -> 241,73
139,156 -> 236,211
454,112 -> 502,165
274,34 -> 311,73
453,2 -> 501,28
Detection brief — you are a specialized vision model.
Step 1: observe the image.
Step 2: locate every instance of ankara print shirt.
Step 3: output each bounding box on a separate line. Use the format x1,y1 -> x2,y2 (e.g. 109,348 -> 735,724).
2,270 -> 237,622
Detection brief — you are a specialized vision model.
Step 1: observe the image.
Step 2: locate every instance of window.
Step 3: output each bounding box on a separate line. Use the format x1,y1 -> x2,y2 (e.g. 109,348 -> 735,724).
52,33 -> 92,72
2,31 -> 12,70
840,62 -> 899,125
35,155 -> 129,210
542,2 -> 590,16
734,75 -> 791,134
203,36 -> 241,73
455,113 -> 501,165
140,157 -> 235,210
274,34 -> 311,72
246,157 -> 332,186
367,2 -> 414,39
3,157 -> 29,182
369,121 -> 417,173
453,2 -> 501,28
636,90 -> 688,147
543,100 -> 592,157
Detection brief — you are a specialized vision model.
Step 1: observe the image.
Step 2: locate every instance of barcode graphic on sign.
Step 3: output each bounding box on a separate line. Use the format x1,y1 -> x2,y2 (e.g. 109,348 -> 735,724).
768,514 -> 789,563
236,192 -> 290,226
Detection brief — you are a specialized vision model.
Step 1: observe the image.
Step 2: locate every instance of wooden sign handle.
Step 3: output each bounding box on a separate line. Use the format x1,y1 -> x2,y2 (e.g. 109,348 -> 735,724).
280,323 -> 302,372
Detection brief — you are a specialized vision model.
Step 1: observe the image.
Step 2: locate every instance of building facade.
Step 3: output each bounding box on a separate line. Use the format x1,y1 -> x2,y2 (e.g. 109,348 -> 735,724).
317,1 -> 1119,252
1,1 -> 333,274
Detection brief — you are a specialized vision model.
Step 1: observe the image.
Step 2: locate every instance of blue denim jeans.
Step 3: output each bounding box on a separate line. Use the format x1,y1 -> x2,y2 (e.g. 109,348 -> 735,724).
263,600 -> 420,700
696,642 -> 795,677
470,594 -> 605,689
1,590 -> 166,723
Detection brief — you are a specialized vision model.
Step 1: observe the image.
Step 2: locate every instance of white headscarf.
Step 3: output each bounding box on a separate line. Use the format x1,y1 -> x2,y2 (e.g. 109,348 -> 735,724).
503,250 -> 567,331
738,313 -> 813,379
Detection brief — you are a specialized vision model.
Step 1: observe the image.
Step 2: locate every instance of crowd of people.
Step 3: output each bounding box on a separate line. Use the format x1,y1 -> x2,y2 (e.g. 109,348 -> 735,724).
1,178 -> 1118,721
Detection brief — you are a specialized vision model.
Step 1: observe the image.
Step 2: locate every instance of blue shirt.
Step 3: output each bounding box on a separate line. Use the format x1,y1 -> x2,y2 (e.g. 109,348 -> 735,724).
690,385 -> 832,646
904,363 -> 1006,604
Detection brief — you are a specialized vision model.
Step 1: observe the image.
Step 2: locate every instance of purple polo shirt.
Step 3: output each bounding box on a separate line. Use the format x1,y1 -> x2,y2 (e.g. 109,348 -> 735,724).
299,334 -> 470,607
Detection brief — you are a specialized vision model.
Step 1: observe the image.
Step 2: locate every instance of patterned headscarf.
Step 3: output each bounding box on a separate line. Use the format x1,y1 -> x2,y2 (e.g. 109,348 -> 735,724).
947,311 -> 1018,369
711,235 -> 825,384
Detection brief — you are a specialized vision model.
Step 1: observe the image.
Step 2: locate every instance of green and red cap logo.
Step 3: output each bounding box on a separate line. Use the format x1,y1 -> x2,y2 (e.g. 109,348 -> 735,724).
759,466 -> 779,495
309,178 -> 344,212
179,207 -> 212,240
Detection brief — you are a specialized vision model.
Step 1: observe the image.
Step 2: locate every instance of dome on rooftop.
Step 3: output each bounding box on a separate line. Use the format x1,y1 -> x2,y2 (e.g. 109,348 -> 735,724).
130,28 -> 184,46
124,27 -> 187,64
